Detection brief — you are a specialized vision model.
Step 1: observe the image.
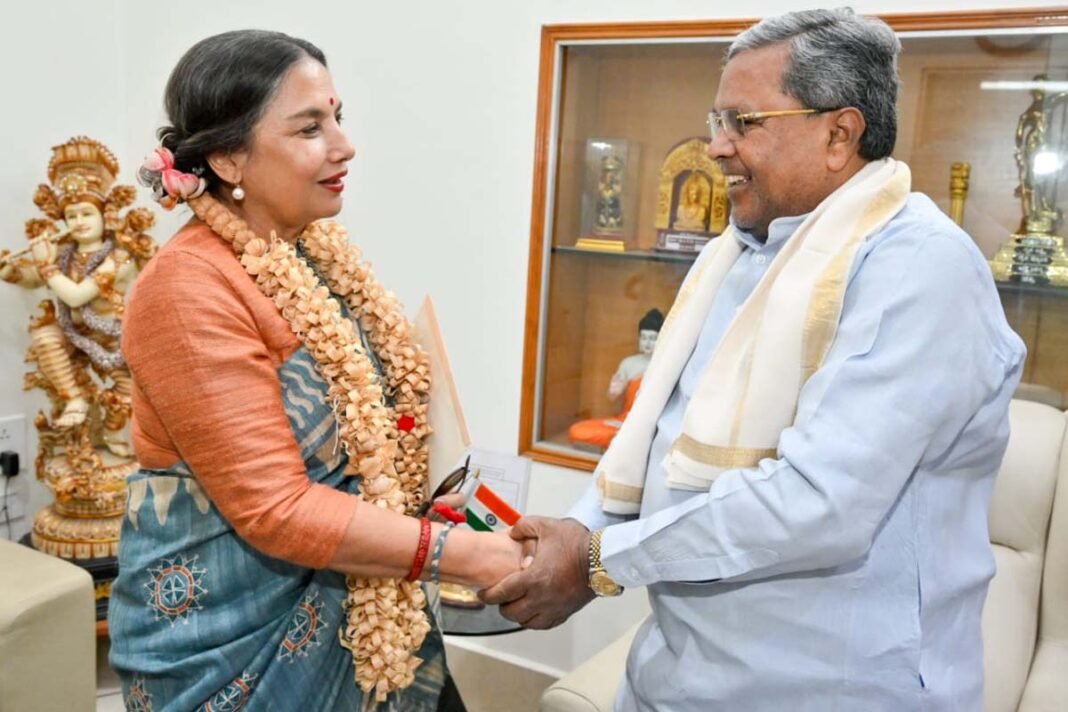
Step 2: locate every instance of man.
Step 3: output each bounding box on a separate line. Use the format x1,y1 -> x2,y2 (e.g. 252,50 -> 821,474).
484,8 -> 1025,711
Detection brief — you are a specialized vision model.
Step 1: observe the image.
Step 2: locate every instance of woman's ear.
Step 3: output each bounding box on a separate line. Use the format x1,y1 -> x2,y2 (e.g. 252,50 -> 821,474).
206,150 -> 247,186
826,107 -> 866,172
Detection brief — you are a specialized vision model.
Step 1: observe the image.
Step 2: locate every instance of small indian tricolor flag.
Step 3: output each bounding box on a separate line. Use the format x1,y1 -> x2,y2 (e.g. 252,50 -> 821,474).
465,483 -> 520,532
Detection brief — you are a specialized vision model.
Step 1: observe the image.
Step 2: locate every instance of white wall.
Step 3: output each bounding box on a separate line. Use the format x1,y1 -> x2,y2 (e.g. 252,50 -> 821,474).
2,0 -> 1061,676
0,1 -> 127,531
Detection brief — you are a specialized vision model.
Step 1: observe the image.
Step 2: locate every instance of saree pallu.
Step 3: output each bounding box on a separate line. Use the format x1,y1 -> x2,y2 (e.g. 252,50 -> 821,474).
108,346 -> 447,711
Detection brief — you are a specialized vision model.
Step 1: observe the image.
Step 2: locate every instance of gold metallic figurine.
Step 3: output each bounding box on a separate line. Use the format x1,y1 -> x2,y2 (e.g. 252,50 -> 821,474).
990,76 -> 1068,286
654,137 -> 729,253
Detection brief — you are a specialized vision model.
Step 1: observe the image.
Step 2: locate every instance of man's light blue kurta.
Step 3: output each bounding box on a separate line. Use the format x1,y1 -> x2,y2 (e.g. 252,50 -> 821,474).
569,193 -> 1026,711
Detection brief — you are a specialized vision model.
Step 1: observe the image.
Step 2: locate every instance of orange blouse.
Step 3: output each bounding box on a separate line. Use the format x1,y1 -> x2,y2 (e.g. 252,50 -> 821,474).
122,221 -> 357,569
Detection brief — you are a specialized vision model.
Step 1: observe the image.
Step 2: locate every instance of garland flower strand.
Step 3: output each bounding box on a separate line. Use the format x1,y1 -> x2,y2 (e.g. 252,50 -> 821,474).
188,192 -> 433,704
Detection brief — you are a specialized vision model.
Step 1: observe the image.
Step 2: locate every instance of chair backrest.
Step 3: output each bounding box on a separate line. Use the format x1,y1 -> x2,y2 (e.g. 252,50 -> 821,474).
982,399 -> 1065,712
1017,400 -> 1068,710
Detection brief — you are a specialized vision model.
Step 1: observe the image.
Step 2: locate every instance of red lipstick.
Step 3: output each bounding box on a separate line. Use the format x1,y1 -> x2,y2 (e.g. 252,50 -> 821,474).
319,170 -> 347,193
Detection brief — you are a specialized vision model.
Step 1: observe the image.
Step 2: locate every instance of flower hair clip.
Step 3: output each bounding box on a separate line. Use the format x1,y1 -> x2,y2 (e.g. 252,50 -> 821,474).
137,147 -> 206,210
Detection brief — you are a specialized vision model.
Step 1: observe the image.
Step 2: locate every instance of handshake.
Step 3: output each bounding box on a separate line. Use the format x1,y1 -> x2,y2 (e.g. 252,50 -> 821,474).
475,516 -> 598,630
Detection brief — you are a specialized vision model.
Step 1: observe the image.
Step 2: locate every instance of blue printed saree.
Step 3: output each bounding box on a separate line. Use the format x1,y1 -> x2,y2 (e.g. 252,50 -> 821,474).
108,347 -> 447,711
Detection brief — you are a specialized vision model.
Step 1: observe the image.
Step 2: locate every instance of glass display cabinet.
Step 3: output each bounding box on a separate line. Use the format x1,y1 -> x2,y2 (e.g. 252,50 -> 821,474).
519,10 -> 1068,471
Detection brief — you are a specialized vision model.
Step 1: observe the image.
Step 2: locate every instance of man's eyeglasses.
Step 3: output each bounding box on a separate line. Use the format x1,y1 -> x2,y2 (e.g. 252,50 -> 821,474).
708,107 -> 840,141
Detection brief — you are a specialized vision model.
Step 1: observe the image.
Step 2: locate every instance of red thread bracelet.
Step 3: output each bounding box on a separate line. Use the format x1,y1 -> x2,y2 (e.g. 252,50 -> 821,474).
407,517 -> 432,581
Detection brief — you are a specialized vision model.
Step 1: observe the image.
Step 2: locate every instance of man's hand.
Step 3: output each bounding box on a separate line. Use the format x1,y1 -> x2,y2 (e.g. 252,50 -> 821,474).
466,529 -> 527,590
480,516 -> 596,630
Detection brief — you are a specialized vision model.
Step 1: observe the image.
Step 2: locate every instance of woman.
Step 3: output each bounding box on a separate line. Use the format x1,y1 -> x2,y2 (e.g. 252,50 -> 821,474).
108,30 -> 521,711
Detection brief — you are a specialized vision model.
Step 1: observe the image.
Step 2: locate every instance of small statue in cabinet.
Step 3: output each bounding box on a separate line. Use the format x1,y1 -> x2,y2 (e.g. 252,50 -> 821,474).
569,309 -> 664,451
654,137 -> 729,253
577,138 -> 638,252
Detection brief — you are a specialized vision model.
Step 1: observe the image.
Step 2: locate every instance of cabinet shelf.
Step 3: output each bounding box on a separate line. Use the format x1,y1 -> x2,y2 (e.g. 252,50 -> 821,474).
996,280 -> 1068,300
553,245 -> 701,264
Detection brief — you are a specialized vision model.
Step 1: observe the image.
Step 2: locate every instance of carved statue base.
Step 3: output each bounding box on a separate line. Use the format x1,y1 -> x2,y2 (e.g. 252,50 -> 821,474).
31,451 -> 135,559
29,444 -> 134,624
656,231 -> 713,253
575,236 -> 625,252
989,231 -> 1068,287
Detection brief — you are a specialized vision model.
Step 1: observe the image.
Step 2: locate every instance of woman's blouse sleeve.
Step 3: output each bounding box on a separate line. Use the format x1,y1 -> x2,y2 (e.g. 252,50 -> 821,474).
123,248 -> 357,568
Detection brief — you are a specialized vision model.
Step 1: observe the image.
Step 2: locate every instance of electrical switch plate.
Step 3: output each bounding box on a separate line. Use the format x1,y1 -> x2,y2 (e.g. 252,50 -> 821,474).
0,415 -> 28,522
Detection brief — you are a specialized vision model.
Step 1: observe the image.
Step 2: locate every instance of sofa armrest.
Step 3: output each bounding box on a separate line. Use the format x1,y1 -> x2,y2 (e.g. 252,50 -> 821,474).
539,623 -> 639,712
0,539 -> 96,712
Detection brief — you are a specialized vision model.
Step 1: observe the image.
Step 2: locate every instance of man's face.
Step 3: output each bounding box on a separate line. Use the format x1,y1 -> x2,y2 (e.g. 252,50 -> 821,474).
708,44 -> 839,238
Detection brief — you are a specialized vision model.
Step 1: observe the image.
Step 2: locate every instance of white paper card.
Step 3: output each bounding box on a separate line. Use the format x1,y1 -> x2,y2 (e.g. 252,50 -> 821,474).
466,448 -> 531,515
412,297 -> 471,492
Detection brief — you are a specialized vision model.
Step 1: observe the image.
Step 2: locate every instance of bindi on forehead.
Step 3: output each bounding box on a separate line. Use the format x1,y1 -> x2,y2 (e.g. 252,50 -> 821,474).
329,97 -> 334,106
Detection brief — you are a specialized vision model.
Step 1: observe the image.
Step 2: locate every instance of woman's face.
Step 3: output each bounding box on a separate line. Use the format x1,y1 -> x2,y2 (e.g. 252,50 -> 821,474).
230,58 -> 355,237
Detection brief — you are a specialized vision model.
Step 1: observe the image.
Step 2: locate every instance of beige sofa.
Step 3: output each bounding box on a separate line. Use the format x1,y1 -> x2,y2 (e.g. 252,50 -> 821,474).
542,399 -> 1068,712
0,537 -> 96,712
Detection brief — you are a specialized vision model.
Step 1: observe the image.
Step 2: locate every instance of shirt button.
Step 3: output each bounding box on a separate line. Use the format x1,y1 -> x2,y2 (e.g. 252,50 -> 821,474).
754,254 -> 767,265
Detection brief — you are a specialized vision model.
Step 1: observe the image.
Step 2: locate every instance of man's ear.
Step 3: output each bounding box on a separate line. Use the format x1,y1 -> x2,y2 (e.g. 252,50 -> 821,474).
206,150 -> 247,186
826,107 -> 866,171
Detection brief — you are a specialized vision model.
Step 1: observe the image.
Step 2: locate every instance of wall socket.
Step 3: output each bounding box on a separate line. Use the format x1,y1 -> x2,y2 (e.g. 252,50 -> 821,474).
0,484 -> 25,521
0,414 -> 27,522
0,415 -> 27,475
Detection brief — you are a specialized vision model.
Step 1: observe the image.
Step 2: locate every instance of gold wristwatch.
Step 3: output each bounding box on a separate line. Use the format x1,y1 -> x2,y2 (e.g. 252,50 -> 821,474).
588,529 -> 623,597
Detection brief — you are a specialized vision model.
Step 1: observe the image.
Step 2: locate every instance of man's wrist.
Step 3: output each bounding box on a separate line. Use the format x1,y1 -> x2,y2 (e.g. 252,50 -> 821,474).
576,527 -> 597,605
565,516 -> 591,532
587,528 -> 624,596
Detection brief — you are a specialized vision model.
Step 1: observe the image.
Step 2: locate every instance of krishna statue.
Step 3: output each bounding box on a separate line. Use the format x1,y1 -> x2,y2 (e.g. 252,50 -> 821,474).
0,136 -> 156,585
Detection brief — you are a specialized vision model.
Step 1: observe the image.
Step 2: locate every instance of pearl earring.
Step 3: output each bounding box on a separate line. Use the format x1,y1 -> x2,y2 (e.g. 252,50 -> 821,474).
232,185 -> 245,201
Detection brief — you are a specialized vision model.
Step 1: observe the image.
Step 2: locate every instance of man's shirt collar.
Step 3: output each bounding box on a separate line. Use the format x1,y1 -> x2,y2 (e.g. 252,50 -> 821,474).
731,213 -> 810,252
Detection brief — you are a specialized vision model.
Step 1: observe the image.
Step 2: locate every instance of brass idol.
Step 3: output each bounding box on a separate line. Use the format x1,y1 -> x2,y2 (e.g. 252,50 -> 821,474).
990,76 -> 1068,286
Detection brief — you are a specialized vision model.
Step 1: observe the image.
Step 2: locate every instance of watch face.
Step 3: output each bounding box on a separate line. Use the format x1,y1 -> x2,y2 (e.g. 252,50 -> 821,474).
591,570 -> 621,596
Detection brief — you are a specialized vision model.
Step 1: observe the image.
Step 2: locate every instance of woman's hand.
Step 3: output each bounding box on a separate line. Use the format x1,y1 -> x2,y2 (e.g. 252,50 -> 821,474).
469,529 -> 528,590
432,492 -> 467,512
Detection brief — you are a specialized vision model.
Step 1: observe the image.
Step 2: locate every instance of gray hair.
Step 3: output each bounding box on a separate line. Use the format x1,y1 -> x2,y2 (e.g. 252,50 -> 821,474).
727,8 -> 901,160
